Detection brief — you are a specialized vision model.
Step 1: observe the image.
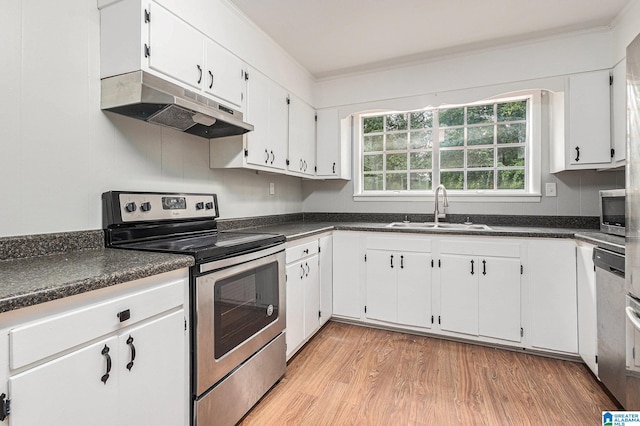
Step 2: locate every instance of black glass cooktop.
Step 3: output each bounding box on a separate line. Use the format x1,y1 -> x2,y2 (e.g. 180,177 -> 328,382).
117,231 -> 285,263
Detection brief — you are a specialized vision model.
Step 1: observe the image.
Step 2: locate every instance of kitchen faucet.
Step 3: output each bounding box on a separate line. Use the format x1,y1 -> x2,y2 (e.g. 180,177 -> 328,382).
434,184 -> 449,224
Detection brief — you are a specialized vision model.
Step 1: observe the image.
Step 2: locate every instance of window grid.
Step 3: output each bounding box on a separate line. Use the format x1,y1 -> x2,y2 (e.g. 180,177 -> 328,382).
362,99 -> 527,193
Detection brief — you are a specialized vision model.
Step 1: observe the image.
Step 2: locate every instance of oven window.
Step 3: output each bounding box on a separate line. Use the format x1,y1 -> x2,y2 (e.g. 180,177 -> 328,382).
603,196 -> 625,227
214,261 -> 279,359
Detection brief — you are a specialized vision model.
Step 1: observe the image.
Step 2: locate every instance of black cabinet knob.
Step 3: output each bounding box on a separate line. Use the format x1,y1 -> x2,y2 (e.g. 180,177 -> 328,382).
117,309 -> 131,322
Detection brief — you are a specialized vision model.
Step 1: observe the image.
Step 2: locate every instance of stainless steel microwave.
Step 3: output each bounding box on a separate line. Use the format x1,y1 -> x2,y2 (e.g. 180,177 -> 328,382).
600,189 -> 625,237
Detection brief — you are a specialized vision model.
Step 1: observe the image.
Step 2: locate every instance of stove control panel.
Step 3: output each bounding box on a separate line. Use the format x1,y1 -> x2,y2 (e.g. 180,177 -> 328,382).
111,192 -> 219,223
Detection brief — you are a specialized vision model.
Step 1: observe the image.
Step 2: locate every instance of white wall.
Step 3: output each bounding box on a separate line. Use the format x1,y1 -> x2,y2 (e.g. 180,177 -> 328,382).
303,28 -> 628,216
0,0 -> 305,237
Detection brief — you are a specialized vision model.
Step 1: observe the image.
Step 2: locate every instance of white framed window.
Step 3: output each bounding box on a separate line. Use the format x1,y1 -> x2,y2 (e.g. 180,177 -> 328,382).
353,91 -> 542,202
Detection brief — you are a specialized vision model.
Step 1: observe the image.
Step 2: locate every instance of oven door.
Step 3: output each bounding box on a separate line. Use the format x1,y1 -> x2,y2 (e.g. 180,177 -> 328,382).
195,246 -> 285,395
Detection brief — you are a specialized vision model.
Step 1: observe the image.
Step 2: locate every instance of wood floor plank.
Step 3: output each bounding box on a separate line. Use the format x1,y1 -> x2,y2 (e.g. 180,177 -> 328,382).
240,322 -> 618,425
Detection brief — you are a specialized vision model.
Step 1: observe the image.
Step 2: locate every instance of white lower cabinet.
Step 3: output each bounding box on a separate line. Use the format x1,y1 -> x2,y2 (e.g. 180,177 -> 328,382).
319,235 -> 333,326
365,251 -> 432,327
527,239 -> 578,354
0,269 -> 189,426
9,310 -> 184,426
439,239 -> 522,342
332,231 -> 363,320
9,337 -> 119,426
577,242 -> 598,375
440,253 -> 479,336
365,235 -> 432,328
286,236 -> 332,360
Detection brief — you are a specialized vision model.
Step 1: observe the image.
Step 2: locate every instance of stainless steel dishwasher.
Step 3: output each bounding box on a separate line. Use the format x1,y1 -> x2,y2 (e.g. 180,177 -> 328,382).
594,247 -> 626,406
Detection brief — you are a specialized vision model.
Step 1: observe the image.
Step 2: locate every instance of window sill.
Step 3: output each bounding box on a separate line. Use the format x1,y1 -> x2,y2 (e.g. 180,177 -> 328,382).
353,192 -> 542,203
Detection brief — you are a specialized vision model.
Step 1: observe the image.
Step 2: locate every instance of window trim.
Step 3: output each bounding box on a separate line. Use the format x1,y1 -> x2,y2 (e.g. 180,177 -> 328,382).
353,90 -> 542,202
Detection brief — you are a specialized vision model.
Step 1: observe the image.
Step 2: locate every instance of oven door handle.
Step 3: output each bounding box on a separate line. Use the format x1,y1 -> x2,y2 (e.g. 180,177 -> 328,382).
626,306 -> 640,332
200,244 -> 285,273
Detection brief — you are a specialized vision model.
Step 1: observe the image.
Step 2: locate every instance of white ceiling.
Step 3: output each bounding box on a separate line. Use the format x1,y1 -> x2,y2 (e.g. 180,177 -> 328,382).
229,0 -> 631,79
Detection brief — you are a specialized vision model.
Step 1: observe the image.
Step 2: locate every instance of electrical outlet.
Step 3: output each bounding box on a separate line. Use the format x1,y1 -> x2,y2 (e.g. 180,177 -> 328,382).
545,182 -> 557,197
269,182 -> 275,195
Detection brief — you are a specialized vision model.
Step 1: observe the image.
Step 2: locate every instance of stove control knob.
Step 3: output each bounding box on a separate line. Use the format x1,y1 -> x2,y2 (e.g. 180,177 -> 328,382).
140,202 -> 151,212
124,202 -> 137,213
195,202 -> 204,210
205,202 -> 214,210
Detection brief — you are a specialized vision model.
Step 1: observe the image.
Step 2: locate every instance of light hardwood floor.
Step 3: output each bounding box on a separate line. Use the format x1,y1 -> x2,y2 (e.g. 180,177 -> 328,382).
240,321 -> 619,425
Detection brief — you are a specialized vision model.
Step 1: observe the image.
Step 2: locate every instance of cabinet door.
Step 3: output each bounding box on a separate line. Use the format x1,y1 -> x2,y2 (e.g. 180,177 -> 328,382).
333,232 -> 362,319
319,235 -> 333,326
204,39 -> 245,108
612,60 -> 626,164
365,250 -> 397,323
9,337 -> 119,426
148,3 -> 204,90
478,256 -> 521,342
528,240 -> 578,353
577,244 -> 598,375
288,94 -> 316,176
118,310 -> 186,426
397,252 -> 432,328
303,255 -> 320,339
568,70 -> 611,166
316,108 -> 340,177
245,69 -> 288,171
440,254 -> 478,336
286,261 -> 305,358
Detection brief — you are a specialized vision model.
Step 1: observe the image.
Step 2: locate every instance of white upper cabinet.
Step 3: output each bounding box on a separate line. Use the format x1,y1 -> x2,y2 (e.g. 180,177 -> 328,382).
550,70 -> 612,172
244,68 -> 289,171
288,94 -> 316,177
204,39 -> 246,108
612,59 -> 627,166
316,108 -> 352,180
148,3 -> 204,90
100,0 -> 246,110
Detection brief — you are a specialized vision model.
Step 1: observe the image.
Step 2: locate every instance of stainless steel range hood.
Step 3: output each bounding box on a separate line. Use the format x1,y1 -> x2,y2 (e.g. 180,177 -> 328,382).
101,71 -> 253,139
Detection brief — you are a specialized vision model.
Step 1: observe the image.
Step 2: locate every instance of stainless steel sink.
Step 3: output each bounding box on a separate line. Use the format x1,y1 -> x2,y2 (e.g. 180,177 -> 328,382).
385,222 -> 491,230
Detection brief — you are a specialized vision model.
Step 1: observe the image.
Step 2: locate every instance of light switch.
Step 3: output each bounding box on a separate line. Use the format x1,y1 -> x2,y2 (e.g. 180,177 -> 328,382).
269,182 -> 275,195
545,182 -> 557,197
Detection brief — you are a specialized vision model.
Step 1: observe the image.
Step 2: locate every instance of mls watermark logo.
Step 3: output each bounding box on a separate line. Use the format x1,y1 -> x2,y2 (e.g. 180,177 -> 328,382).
603,411 -> 640,425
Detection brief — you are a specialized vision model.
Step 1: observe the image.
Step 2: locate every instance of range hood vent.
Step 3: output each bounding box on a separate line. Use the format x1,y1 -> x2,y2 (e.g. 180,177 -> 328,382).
101,71 -> 253,139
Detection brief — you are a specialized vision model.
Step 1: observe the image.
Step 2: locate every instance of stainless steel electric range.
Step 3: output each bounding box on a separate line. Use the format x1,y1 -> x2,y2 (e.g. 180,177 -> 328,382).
102,191 -> 287,426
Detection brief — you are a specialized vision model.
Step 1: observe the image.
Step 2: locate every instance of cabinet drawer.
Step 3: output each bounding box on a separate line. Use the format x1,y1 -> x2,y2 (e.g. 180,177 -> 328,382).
9,278 -> 185,369
440,239 -> 520,258
286,241 -> 318,264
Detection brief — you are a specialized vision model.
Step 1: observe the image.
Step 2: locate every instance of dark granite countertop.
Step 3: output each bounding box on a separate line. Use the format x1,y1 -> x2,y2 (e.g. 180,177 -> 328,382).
574,231 -> 625,254
245,220 -> 593,241
0,213 -> 621,314
0,247 -> 194,313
